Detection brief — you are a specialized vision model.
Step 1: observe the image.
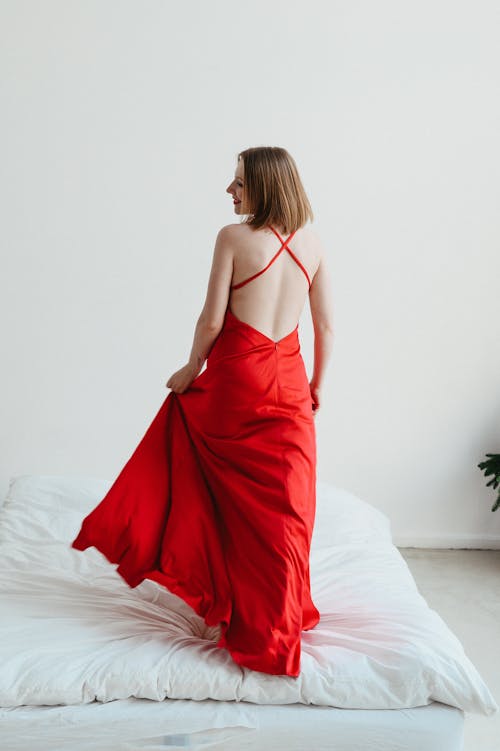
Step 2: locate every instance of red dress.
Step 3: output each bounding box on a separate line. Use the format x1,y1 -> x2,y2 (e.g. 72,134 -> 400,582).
71,225 -> 320,677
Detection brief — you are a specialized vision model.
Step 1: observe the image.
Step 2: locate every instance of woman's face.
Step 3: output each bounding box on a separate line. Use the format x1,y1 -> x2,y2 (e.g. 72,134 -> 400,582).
226,160 -> 246,214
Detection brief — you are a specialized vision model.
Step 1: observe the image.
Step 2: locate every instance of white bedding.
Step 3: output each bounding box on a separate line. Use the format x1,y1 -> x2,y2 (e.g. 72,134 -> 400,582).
0,696 -> 465,751
0,474 -> 496,719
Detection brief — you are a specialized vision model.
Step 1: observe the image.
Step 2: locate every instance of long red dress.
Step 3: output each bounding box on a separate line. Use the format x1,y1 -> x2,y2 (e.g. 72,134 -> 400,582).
71,225 -> 320,677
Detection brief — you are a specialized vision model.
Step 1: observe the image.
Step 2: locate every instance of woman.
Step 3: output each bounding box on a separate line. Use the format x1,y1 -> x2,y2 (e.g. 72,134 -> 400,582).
71,146 -> 334,677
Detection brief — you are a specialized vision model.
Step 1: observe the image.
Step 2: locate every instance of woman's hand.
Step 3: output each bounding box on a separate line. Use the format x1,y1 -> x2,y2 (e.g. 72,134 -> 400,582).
166,363 -> 199,394
309,382 -> 321,416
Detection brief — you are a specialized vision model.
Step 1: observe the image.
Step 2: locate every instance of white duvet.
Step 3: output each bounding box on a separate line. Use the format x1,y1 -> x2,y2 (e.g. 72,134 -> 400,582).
0,474 -> 497,715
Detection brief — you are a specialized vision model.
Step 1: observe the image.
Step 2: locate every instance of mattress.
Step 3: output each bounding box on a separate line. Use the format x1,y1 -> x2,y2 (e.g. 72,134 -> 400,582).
0,474 -> 496,749
0,696 -> 464,751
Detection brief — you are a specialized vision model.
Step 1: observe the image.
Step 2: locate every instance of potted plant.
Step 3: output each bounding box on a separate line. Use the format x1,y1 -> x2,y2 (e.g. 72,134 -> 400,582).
477,453 -> 500,512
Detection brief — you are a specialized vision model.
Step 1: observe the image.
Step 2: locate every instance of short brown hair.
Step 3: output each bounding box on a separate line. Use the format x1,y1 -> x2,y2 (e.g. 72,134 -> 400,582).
237,146 -> 314,234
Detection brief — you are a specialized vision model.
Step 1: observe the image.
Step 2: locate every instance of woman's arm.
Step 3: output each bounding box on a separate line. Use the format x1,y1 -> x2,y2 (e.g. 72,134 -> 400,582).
166,227 -> 234,394
308,243 -> 334,414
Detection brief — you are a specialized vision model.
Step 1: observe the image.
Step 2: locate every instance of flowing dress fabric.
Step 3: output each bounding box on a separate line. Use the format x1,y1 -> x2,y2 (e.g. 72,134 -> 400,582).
71,307 -> 320,677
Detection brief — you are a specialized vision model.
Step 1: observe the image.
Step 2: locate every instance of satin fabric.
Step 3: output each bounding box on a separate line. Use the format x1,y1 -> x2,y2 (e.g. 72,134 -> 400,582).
71,305 -> 320,676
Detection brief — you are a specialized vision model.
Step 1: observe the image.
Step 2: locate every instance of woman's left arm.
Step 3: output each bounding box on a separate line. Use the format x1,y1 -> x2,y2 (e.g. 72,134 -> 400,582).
166,226 -> 234,394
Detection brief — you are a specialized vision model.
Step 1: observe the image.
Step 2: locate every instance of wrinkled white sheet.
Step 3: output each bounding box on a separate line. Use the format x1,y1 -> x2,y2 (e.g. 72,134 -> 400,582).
0,697 -> 464,751
0,474 -> 496,719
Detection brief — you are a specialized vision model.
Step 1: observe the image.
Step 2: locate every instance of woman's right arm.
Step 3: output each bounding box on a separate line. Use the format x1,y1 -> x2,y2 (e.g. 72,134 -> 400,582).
308,238 -> 334,414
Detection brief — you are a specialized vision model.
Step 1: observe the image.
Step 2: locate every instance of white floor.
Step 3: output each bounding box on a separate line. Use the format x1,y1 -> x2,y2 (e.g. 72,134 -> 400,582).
398,548 -> 500,751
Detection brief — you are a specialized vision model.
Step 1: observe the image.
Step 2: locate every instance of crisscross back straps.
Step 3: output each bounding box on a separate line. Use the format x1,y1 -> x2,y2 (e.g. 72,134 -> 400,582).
230,226 -> 310,289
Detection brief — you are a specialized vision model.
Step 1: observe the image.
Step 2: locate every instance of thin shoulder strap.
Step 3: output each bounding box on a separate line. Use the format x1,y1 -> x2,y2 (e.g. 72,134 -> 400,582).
268,226 -> 311,288
230,228 -> 298,290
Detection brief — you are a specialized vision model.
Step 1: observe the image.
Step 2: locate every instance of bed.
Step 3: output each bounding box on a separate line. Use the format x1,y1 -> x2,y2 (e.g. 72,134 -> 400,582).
0,474 -> 496,750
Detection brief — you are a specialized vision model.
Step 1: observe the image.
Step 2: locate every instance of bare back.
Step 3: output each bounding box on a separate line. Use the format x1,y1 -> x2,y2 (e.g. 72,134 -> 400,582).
227,223 -> 321,343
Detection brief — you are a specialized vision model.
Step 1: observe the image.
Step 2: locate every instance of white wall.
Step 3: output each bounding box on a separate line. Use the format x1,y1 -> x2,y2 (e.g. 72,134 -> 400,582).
1,0 -> 499,547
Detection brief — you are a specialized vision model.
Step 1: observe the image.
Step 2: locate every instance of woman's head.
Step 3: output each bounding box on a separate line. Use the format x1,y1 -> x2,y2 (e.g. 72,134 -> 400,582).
226,147 -> 313,234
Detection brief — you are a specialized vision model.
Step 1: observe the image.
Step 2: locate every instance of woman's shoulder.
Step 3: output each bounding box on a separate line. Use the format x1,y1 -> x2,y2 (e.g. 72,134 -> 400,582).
218,222 -> 319,240
215,223 -> 247,243
215,223 -> 258,250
